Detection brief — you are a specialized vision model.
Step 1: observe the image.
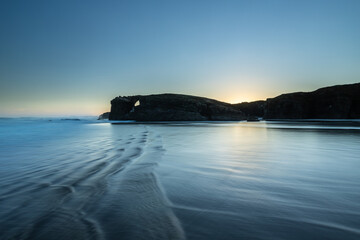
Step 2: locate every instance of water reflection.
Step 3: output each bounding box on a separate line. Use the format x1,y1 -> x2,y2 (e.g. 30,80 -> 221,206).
0,120 -> 359,239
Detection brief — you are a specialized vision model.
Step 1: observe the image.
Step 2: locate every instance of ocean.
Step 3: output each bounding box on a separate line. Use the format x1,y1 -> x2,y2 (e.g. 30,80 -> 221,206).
0,118 -> 360,240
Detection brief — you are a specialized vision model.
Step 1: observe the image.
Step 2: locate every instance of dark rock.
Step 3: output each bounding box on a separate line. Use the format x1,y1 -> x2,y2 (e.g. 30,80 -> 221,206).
109,94 -> 246,121
246,116 -> 261,122
61,118 -> 81,121
98,112 -> 110,120
233,100 -> 266,118
106,83 -> 360,121
264,83 -> 360,119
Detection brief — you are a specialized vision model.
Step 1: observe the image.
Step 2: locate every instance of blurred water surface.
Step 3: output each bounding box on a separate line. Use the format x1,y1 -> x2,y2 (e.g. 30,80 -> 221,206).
0,118 -> 359,240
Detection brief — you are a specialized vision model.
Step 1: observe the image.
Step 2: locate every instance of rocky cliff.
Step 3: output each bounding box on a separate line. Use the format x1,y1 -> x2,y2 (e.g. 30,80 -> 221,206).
107,83 -> 360,121
109,94 -> 246,121
233,100 -> 266,118
264,83 -> 360,119
98,112 -> 110,120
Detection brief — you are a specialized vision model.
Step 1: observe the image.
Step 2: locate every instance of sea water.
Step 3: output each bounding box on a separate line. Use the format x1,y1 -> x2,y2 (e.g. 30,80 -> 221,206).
0,118 -> 359,240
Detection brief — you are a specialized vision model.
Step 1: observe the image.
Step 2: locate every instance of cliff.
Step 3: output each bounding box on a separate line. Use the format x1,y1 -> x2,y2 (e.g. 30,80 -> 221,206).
107,83 -> 360,121
233,100 -> 266,118
109,94 -> 246,121
264,83 -> 360,119
98,112 -> 110,120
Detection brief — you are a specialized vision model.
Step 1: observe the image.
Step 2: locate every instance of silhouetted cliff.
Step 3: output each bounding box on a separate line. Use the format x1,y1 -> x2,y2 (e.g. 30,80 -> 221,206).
109,94 -> 246,121
98,112 -> 110,120
107,83 -> 360,121
264,83 -> 360,119
233,101 -> 266,118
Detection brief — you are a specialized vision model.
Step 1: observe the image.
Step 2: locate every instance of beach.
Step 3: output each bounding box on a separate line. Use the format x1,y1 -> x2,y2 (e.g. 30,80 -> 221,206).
0,119 -> 360,239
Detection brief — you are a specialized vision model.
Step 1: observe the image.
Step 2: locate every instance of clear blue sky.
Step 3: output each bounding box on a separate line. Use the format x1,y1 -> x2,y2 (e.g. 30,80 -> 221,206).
1,0 -> 359,116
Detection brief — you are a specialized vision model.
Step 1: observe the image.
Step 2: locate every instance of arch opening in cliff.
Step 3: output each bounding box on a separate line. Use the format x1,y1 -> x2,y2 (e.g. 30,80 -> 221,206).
130,100 -> 141,113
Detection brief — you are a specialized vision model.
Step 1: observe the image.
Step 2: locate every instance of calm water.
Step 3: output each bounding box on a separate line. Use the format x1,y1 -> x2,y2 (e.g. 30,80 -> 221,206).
0,118 -> 360,240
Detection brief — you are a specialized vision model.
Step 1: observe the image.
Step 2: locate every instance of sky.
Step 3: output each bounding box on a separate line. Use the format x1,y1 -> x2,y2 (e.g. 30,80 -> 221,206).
1,0 -> 359,116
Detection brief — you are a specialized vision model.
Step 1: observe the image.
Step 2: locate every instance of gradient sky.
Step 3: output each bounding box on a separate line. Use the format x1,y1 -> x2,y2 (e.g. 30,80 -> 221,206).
1,0 -> 359,116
